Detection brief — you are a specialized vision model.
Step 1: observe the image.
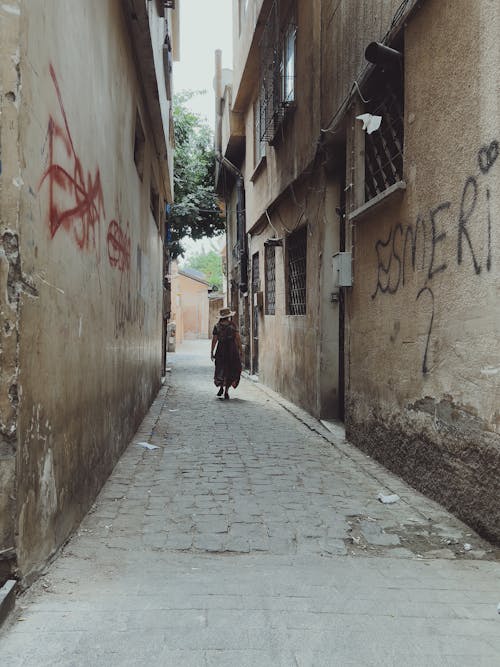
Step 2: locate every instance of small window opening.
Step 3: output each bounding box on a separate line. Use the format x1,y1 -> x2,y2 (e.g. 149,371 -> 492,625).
150,177 -> 160,229
134,112 -> 146,180
265,244 -> 276,315
286,226 -> 307,315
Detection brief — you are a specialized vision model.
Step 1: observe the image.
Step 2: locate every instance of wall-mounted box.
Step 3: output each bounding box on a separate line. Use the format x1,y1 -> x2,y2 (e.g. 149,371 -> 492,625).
332,252 -> 352,287
253,291 -> 264,309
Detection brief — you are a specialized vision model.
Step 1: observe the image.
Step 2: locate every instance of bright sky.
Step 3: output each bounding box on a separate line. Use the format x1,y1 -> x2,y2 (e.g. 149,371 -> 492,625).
173,0 -> 233,130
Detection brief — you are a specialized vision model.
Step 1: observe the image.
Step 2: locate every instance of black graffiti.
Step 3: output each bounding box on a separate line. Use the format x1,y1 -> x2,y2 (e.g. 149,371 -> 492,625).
371,224 -> 403,298
478,140 -> 499,174
416,286 -> 434,375
372,139 -> 497,374
457,176 -> 481,274
428,202 -> 449,279
402,216 -> 427,286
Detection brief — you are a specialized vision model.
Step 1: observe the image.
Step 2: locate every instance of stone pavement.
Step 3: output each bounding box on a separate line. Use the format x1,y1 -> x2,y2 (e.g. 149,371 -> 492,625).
1,340 -> 499,666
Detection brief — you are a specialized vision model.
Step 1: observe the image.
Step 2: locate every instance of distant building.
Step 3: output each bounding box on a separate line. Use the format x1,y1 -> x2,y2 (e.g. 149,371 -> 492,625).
0,0 -> 179,581
171,264 -> 211,343
216,0 -> 500,542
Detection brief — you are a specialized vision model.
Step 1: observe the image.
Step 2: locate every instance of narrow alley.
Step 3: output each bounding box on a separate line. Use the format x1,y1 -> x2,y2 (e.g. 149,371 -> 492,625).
1,343 -> 499,666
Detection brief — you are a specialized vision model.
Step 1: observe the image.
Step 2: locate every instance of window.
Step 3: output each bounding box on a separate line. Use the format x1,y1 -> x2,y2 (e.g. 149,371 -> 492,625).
253,94 -> 265,166
150,177 -> 160,229
259,1 -> 297,144
286,226 -> 307,315
281,22 -> 296,104
363,38 -> 404,201
265,244 -> 276,315
134,111 -> 145,180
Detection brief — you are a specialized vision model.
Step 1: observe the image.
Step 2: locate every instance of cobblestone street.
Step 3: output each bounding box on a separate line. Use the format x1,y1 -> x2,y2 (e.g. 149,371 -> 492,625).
1,341 -> 499,665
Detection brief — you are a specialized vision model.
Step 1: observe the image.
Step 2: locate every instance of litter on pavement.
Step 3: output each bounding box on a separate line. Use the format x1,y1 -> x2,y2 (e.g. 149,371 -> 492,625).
377,492 -> 400,504
136,442 -> 159,450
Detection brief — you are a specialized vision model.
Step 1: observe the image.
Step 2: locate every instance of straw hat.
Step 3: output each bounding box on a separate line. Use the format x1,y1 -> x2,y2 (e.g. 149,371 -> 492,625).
219,307 -> 235,318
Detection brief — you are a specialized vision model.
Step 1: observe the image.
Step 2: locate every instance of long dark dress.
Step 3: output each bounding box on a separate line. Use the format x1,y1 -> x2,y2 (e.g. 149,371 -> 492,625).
213,320 -> 242,388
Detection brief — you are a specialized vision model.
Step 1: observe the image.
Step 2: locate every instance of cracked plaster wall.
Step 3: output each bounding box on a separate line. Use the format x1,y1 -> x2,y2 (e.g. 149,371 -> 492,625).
0,0 -> 169,581
345,0 -> 500,543
0,1 -> 23,581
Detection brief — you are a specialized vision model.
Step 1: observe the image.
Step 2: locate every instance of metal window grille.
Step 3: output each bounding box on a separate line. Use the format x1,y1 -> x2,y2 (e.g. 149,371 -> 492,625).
281,22 -> 296,104
364,67 -> 404,201
287,227 -> 307,315
252,252 -> 260,293
254,95 -> 265,165
259,1 -> 296,144
265,244 -> 276,315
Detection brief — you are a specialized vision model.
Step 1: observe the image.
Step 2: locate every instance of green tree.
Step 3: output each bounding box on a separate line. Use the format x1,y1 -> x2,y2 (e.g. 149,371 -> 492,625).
168,92 -> 224,258
183,248 -> 223,291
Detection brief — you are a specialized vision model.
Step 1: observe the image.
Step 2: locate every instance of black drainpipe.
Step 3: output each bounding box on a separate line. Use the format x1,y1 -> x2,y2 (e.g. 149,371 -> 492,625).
217,155 -> 248,294
236,176 -> 248,294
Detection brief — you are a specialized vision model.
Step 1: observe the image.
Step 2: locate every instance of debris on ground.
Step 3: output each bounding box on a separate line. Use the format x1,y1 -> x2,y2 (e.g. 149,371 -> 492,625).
377,492 -> 400,504
136,442 -> 159,450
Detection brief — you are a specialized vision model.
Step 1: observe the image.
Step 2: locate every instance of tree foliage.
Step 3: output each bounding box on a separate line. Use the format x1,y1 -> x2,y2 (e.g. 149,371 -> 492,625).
168,92 -> 224,258
183,248 -> 224,291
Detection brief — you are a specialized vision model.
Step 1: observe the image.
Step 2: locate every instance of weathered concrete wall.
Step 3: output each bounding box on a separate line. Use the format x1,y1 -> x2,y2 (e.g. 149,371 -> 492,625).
244,0 -> 322,227
0,2 -> 23,579
0,0 -> 172,579
345,0 -> 500,542
248,171 -> 333,416
237,0 -> 329,414
231,0 -> 266,112
223,0 -> 500,542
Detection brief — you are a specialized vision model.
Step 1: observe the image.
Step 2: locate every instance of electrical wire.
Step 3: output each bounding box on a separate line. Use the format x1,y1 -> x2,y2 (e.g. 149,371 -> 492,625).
265,209 -> 281,237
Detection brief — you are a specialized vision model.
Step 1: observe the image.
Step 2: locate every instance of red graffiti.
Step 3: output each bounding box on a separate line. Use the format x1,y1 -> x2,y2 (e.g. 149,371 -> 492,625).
107,220 -> 131,272
39,65 -> 104,258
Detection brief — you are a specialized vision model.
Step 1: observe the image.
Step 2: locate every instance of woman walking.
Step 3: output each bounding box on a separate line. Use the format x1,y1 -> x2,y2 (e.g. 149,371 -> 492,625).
211,307 -> 242,399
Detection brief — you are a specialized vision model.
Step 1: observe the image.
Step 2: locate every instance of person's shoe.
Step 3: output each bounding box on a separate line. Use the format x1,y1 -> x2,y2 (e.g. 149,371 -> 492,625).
217,387 -> 224,397
224,392 -> 230,400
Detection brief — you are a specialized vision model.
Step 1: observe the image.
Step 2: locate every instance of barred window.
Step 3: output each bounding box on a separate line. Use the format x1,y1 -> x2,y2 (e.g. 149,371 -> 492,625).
254,94 -> 265,166
281,22 -> 296,104
252,252 -> 260,293
363,41 -> 404,201
265,244 -> 276,315
287,227 -> 307,315
259,1 -> 297,144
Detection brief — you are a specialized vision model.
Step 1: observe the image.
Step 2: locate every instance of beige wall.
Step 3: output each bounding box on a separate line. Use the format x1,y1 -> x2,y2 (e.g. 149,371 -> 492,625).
0,0 -> 22,573
345,0 -> 500,541
171,271 -> 210,343
243,0 -> 322,227
221,0 -> 500,542
0,0 -> 175,579
209,296 -> 225,339
228,0 -> 328,412
232,0 -> 266,112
